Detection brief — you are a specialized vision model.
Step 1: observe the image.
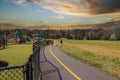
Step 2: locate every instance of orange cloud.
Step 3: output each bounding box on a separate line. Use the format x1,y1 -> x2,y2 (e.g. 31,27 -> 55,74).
16,0 -> 120,16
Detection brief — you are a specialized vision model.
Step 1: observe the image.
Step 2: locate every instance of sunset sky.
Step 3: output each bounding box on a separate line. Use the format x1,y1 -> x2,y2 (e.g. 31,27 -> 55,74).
0,0 -> 120,26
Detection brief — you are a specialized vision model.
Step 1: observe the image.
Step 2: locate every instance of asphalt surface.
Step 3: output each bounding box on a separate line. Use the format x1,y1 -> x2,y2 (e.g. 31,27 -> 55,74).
41,45 -> 118,80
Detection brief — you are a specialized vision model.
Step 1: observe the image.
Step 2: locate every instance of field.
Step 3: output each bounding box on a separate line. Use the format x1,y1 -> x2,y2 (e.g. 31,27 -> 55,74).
58,39 -> 120,79
0,43 -> 32,66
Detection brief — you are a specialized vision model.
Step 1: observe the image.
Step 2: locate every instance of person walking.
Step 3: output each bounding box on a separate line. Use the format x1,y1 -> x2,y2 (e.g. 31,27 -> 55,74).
60,39 -> 63,47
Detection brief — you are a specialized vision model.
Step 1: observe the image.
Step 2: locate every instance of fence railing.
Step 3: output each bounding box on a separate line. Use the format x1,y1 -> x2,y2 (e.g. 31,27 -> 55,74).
0,65 -> 25,80
0,41 -> 62,80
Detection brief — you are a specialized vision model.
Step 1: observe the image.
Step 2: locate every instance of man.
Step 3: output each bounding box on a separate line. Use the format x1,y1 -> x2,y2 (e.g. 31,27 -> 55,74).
60,39 -> 63,46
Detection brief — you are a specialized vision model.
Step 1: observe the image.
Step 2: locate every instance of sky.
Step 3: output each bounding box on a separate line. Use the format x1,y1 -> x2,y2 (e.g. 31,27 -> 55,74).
0,0 -> 120,26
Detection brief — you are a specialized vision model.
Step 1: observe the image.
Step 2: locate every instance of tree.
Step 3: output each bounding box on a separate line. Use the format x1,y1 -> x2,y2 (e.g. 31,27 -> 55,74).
110,33 -> 117,40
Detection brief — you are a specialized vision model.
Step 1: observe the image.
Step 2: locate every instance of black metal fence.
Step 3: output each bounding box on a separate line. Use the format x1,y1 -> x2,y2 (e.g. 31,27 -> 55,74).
0,42 -> 40,80
0,65 -> 25,80
0,41 -> 62,80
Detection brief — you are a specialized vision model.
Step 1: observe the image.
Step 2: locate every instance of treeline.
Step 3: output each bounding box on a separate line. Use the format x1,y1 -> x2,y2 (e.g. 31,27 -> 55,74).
1,26 -> 120,40
60,27 -> 120,40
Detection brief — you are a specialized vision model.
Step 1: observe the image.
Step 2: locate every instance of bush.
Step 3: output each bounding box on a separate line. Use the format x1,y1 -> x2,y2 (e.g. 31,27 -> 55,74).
0,60 -> 8,67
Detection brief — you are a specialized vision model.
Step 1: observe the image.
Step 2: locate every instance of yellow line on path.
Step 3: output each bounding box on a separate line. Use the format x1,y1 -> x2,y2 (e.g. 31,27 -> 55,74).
50,46 -> 82,80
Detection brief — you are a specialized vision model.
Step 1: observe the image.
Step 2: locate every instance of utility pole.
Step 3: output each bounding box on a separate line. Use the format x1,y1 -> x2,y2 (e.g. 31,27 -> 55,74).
47,27 -> 49,38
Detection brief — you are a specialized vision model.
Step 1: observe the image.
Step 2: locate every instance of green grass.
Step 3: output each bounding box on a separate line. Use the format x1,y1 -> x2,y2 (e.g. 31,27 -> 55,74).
0,43 -> 32,66
58,39 -> 120,79
0,43 -> 32,80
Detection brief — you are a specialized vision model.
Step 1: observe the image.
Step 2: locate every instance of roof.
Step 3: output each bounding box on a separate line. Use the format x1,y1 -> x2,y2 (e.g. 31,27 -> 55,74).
36,33 -> 42,37
14,30 -> 22,35
0,31 -> 3,35
35,33 -> 46,40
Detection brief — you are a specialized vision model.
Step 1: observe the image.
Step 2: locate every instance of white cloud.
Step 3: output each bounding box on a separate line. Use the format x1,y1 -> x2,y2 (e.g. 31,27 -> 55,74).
15,0 -> 26,4
13,0 -> 120,16
41,0 -> 87,16
13,0 -> 89,16
51,15 -> 65,19
36,9 -> 44,13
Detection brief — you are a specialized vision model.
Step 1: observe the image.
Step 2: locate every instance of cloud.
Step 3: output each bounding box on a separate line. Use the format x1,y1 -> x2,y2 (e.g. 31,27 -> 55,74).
24,23 -> 39,27
36,9 -> 44,13
13,0 -> 26,4
84,0 -> 120,15
0,20 -> 10,23
41,0 -> 90,16
14,0 -> 120,16
51,15 -> 64,19
3,0 -> 8,2
16,0 -> 26,4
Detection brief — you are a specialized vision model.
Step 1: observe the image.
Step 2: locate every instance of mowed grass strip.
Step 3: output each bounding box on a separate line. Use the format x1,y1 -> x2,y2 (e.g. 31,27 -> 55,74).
0,43 -> 32,66
59,39 -> 120,79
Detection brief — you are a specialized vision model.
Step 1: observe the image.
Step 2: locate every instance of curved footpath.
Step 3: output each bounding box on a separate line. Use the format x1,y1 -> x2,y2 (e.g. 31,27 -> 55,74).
44,45 -> 118,80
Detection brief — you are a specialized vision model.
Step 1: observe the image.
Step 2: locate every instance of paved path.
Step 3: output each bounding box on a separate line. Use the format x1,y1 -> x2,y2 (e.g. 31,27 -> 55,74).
43,45 -> 118,80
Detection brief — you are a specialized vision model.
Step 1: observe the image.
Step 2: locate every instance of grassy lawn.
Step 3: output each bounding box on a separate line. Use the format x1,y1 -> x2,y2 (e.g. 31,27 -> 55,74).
0,43 -> 32,66
58,39 -> 120,79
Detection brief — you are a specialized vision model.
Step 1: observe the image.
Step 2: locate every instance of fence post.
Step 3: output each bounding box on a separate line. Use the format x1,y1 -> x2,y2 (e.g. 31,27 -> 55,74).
26,55 -> 33,80
29,55 -> 33,80
26,62 -> 30,80
33,44 -> 35,53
